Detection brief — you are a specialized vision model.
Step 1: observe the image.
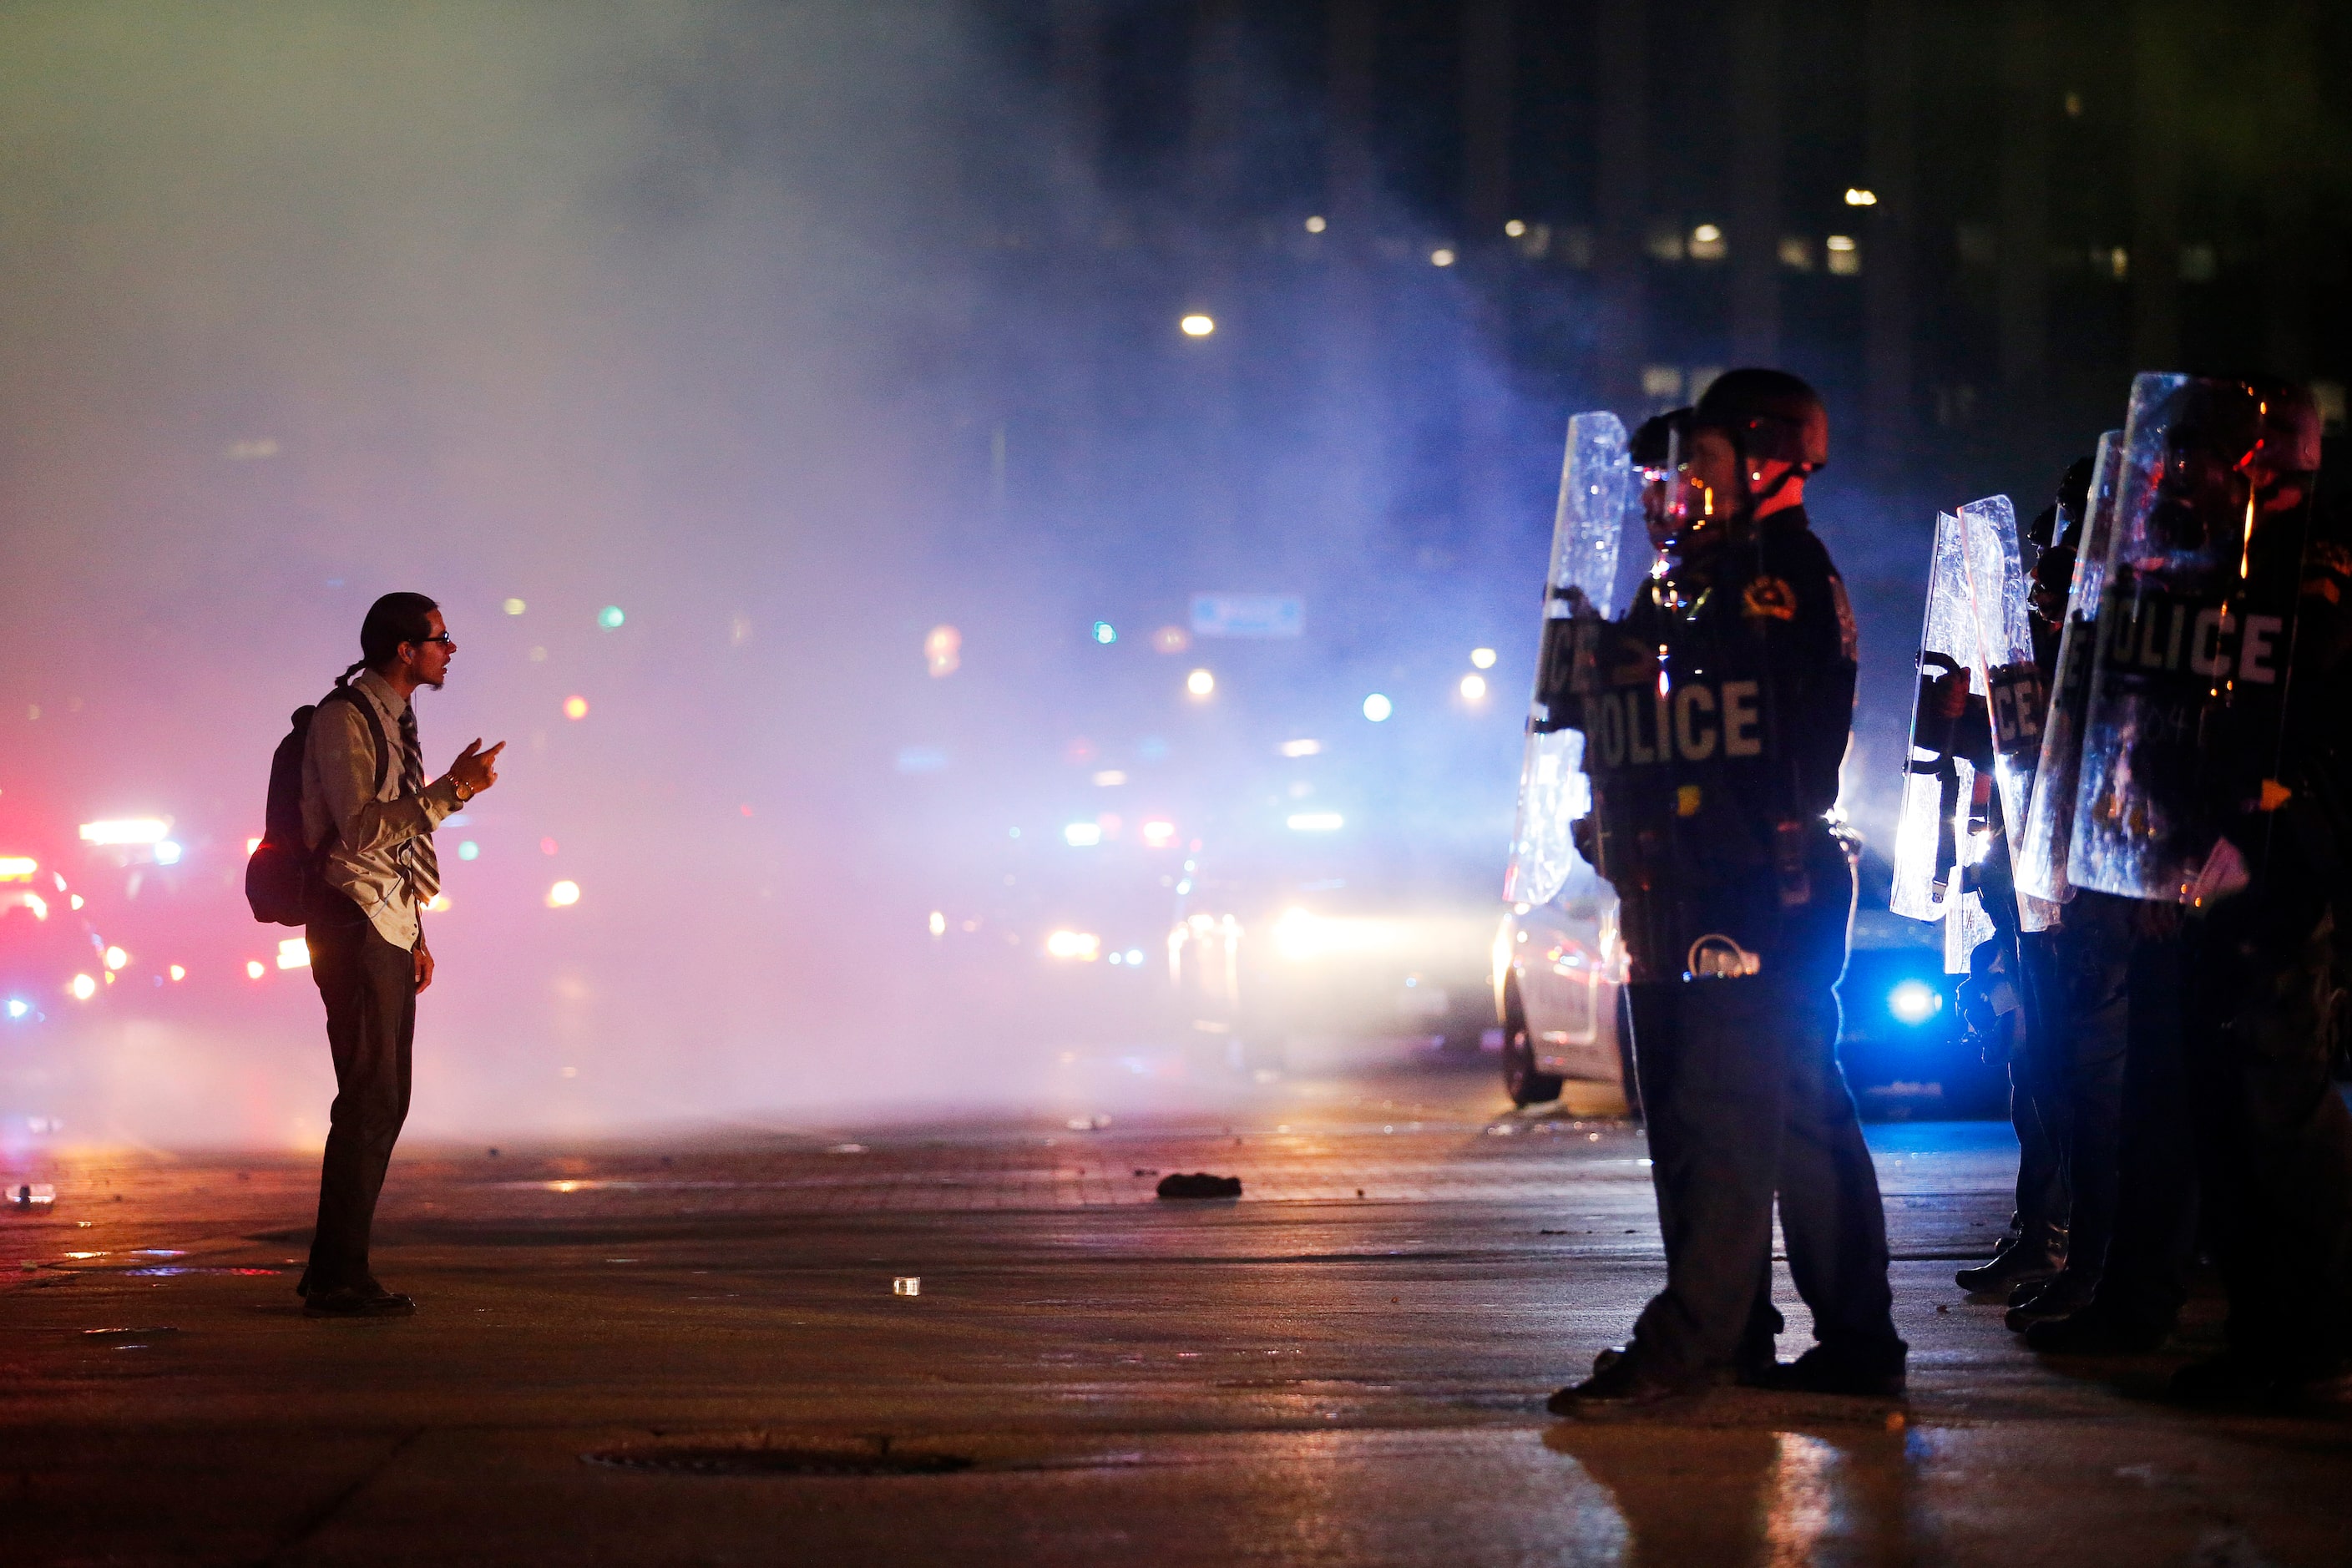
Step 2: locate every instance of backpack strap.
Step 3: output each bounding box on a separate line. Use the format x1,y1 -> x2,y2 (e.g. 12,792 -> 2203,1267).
317,685 -> 396,800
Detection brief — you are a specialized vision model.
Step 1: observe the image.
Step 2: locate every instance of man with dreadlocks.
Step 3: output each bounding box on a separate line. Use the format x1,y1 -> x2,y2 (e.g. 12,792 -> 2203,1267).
296,592 -> 503,1318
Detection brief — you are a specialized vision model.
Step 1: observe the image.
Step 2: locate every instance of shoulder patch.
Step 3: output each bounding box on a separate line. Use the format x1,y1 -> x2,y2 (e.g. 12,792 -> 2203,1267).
1828,574 -> 1859,661
1741,574 -> 1798,622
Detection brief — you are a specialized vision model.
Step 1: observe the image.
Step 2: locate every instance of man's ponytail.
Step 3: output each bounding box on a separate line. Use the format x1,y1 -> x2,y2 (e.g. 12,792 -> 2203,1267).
333,660 -> 367,689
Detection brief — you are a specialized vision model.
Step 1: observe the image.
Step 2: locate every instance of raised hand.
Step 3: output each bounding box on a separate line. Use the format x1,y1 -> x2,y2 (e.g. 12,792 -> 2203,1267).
448,739 -> 506,797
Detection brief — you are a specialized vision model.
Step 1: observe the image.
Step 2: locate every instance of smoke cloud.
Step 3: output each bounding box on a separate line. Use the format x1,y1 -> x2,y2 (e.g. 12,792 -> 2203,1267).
0,3 -> 1940,1149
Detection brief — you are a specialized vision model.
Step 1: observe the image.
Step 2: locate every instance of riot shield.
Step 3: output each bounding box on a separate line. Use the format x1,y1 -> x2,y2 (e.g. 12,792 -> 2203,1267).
1890,498 -> 2050,970
1503,412 -> 1630,906
1953,494 -> 2059,937
1890,508 -> 1980,933
2016,430 -> 2125,901
2067,374 -> 2321,903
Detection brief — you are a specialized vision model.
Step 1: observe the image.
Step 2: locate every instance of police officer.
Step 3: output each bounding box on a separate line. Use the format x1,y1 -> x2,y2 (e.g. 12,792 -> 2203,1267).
2163,392 -> 2352,1404
1550,370 -> 1906,1409
1605,407 -> 1696,1126
1977,459 -> 2191,1343
1928,487 -> 2075,1302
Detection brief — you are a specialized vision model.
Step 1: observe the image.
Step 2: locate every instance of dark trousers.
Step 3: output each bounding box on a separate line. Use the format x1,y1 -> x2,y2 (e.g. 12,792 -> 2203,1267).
2001,959 -> 2071,1252
2091,927 -> 2198,1332
1624,969 -> 1905,1378
305,890 -> 416,1291
2014,899 -> 2134,1278
2184,898 -> 2352,1370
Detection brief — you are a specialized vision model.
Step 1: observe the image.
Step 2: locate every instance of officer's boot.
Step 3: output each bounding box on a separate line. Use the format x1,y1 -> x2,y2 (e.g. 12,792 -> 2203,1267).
1955,1225 -> 2065,1294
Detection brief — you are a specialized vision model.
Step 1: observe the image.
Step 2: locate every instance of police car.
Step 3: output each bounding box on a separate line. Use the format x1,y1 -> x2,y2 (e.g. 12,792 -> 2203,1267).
1491,865 -> 1631,1109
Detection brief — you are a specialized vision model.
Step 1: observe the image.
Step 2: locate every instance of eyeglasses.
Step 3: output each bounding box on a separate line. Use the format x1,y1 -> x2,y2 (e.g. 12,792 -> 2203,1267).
414,635 -> 455,648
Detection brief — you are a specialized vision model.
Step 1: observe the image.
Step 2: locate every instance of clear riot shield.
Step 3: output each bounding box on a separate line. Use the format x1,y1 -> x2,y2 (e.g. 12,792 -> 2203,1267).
1953,494 -> 2060,937
1503,412 -> 1629,907
2067,374 -> 2319,903
1892,509 -> 1978,931
1890,498 -> 2046,972
2016,430 -> 2125,901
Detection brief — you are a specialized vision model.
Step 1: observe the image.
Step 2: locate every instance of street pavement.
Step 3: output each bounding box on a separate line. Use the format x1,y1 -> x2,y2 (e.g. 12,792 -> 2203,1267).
4,1047 -> 2349,1566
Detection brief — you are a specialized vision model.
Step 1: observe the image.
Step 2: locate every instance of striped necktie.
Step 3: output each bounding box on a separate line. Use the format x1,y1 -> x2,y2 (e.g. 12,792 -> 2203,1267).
397,704 -> 441,904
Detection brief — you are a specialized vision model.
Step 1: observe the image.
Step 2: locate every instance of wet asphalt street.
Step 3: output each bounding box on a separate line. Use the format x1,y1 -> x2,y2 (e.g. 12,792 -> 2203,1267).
5,1049 -> 2349,1566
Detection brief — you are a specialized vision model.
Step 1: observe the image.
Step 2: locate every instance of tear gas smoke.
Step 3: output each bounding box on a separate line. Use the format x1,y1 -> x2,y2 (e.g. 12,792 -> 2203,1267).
0,3 -> 1938,1148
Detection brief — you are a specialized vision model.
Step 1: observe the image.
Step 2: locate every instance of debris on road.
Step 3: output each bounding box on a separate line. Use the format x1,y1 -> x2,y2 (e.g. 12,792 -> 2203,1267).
1155,1173 -> 1242,1201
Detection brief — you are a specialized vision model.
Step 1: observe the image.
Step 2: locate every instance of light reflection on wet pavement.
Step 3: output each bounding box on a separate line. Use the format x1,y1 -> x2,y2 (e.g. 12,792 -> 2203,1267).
3,1054 -> 2348,1566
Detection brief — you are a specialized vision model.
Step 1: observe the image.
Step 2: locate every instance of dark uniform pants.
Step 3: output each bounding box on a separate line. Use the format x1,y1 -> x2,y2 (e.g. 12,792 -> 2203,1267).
305,889 -> 416,1292
2006,931 -> 2072,1253
2087,924 -> 2198,1333
1624,967 -> 1905,1378
2015,895 -> 2137,1279
2185,898 -> 2352,1371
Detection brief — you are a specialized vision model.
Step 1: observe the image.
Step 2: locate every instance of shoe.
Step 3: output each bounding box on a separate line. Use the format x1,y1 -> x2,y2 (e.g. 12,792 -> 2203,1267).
2005,1269 -> 2098,1332
353,1276 -> 414,1310
298,1270 -> 412,1308
303,1283 -> 417,1318
1955,1235 -> 2063,1294
1764,1345 -> 1907,1399
1546,1348 -> 1705,1414
2023,1307 -> 2168,1356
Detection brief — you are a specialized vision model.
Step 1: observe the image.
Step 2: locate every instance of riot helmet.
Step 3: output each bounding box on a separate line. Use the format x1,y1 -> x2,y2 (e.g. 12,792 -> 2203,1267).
2146,377 -> 2320,555
1693,368 -> 1830,474
1631,407 -> 1692,554
2029,455 -> 2097,630
1630,407 -> 1691,473
2030,454 -> 2097,555
1661,369 -> 1829,550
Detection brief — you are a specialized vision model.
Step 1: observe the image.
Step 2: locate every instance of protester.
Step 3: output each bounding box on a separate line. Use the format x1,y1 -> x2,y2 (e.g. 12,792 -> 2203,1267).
297,592 -> 502,1318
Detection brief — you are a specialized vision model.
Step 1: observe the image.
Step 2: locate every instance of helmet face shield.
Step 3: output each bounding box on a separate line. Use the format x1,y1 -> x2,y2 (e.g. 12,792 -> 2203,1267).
1656,461 -> 1721,554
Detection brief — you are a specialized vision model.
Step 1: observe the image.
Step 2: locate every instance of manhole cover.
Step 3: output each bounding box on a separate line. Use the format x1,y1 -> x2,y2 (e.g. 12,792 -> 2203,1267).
583,1444 -> 974,1477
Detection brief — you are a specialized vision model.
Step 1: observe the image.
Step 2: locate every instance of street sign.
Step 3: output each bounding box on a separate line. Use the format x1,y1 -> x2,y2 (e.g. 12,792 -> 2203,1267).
1190,593 -> 1303,639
